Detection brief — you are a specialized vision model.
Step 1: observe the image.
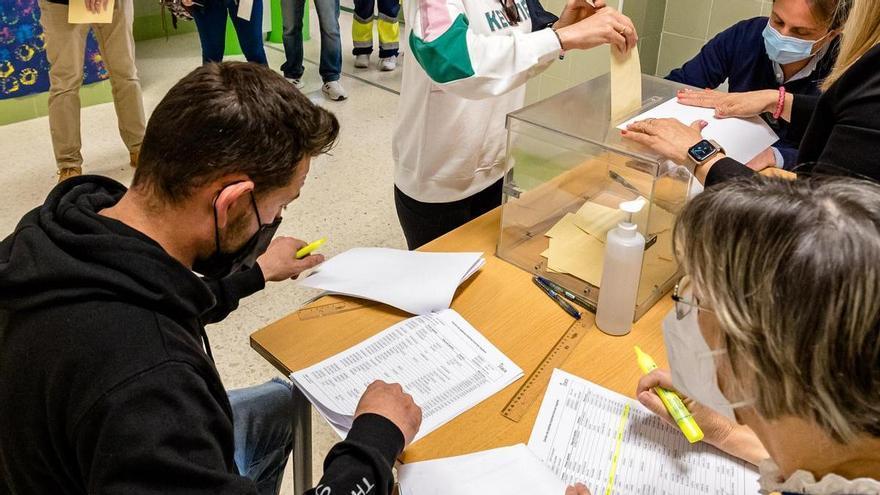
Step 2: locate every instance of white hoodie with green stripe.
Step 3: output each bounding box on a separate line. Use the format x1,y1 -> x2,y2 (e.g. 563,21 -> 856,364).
392,0 -> 562,203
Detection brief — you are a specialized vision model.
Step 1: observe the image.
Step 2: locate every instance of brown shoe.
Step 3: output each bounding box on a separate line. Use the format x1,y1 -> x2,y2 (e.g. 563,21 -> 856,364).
130,150 -> 139,168
58,166 -> 82,183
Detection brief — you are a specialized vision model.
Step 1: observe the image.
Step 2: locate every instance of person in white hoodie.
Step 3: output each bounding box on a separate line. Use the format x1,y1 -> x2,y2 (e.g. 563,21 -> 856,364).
393,0 -> 637,249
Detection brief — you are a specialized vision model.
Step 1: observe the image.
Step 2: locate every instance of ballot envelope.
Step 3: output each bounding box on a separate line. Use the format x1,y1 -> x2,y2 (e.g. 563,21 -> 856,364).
497,74 -> 696,321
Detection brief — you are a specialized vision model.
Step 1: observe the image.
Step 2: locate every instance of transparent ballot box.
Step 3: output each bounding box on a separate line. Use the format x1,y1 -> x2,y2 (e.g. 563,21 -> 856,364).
497,74 -> 694,321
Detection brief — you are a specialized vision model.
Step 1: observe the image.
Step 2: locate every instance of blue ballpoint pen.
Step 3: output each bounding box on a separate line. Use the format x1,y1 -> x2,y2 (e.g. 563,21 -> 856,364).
533,277 -> 582,320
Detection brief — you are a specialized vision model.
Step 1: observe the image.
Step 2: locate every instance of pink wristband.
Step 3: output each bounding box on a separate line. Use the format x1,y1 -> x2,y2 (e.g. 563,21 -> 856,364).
773,86 -> 786,120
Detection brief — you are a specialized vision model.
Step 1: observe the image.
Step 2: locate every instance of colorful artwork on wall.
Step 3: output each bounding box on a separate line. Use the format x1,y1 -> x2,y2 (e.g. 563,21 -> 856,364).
0,0 -> 108,100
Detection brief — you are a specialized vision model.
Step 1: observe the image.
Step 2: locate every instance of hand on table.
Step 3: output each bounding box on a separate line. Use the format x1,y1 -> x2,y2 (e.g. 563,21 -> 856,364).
256,236 -> 324,282
554,0 -> 605,30
85,0 -> 110,13
676,88 -> 778,119
555,7 -> 637,53
355,380 -> 423,447
745,147 -> 778,172
636,369 -> 736,449
622,117 -> 708,164
566,483 -> 591,495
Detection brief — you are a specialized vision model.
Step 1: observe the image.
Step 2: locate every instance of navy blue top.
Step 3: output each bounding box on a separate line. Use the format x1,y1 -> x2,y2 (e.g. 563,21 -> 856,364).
666,17 -> 839,169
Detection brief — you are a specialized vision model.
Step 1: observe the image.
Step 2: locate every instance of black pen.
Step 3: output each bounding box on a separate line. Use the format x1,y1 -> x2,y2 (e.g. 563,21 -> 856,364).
533,277 -> 581,320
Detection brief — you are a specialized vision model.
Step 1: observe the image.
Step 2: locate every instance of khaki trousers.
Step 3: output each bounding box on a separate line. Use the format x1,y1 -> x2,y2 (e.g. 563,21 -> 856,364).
38,0 -> 145,170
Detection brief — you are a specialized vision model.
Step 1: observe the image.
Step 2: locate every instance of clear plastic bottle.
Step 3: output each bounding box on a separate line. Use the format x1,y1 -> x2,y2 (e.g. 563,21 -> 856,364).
596,198 -> 646,336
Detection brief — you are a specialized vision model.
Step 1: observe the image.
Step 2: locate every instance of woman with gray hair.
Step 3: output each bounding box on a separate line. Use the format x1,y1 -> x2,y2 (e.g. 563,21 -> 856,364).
636,176 -> 880,493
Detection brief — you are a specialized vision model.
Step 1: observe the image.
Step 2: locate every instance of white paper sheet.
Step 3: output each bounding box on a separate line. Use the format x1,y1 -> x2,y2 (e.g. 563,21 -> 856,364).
617,98 -> 779,164
297,248 -> 485,315
398,444 -> 568,495
290,309 -> 523,443
529,369 -> 760,494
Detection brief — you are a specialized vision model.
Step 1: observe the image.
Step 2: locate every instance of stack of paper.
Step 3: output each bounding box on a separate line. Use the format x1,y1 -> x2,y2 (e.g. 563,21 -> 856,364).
617,98 -> 779,164
290,309 -> 522,443
398,444 -> 567,495
529,369 -> 760,494
297,248 -> 485,315
541,198 -> 676,288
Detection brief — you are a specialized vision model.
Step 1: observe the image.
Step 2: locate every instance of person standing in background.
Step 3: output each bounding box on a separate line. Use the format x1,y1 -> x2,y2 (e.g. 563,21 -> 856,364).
352,0 -> 400,71
280,0 -> 348,100
393,0 -> 638,249
38,0 -> 146,183
186,0 -> 269,65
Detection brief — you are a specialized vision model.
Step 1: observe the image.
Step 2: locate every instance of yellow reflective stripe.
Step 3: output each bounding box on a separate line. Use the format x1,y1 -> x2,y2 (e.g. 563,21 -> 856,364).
352,18 -> 374,44
377,17 -> 400,45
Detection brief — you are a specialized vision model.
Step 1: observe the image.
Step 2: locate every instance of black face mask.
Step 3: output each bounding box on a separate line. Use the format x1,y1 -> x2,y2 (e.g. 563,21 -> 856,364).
193,190 -> 281,279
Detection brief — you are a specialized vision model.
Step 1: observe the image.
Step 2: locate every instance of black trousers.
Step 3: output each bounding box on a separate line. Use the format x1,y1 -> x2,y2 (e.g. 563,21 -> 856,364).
394,179 -> 504,250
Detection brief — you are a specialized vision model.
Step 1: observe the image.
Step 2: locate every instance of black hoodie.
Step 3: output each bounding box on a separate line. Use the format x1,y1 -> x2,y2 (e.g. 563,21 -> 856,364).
0,176 -> 403,494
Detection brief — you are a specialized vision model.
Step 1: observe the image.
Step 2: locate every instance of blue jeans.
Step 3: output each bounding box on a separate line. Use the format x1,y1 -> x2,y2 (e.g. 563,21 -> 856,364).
280,0 -> 342,82
192,0 -> 268,64
228,379 -> 293,495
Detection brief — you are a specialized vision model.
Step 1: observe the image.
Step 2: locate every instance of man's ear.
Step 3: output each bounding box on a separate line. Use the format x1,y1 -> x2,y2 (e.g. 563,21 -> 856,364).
214,180 -> 255,229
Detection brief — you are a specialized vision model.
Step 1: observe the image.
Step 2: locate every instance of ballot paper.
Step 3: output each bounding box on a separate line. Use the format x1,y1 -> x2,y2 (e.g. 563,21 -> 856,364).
541,199 -> 676,288
237,0 -> 253,20
68,0 -> 114,23
529,369 -> 760,494
617,98 -> 779,164
398,444 -> 567,495
290,309 -> 523,443
610,45 -> 642,122
297,248 -> 485,315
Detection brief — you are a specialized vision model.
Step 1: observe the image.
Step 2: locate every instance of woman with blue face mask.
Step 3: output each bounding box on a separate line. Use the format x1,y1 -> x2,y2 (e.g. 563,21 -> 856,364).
665,0 -> 844,172
636,176 -> 880,494
622,0 -> 880,187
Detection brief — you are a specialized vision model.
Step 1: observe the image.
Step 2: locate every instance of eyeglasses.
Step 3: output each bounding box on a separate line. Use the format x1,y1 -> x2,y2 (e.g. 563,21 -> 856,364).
499,0 -> 521,25
671,275 -> 713,320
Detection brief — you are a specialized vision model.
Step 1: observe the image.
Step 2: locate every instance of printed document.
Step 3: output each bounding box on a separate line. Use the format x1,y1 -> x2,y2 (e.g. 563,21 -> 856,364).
291,309 -> 522,443
529,369 -> 760,494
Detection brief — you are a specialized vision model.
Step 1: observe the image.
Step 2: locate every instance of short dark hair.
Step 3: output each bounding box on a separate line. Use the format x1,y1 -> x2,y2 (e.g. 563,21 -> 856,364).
133,62 -> 339,201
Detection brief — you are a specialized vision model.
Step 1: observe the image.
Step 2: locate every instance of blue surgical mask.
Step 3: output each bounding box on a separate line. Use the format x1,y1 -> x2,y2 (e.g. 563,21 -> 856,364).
762,22 -> 828,65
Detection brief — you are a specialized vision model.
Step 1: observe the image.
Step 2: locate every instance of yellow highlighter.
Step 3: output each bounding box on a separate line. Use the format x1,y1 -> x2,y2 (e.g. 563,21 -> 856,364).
634,346 -> 704,443
295,238 -> 326,259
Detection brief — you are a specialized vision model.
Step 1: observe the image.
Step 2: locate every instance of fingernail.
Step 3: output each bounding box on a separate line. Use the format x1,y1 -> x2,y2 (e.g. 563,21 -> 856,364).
620,130 -> 628,135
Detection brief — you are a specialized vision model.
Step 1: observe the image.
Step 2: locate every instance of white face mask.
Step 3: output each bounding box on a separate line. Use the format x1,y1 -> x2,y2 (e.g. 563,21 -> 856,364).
662,309 -> 751,420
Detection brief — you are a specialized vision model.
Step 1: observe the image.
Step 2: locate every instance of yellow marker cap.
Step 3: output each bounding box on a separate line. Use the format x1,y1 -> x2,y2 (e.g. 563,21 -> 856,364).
296,238 -> 326,259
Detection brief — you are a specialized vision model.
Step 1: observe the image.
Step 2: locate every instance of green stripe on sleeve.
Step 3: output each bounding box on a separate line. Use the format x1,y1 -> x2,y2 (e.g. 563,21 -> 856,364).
409,14 -> 476,84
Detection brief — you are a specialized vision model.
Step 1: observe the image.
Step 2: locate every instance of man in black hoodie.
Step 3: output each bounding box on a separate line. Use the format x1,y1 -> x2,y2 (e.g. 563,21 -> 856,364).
0,62 -> 422,494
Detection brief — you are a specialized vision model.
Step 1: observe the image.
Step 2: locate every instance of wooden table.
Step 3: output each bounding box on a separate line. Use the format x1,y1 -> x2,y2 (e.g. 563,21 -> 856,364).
250,208 -> 674,492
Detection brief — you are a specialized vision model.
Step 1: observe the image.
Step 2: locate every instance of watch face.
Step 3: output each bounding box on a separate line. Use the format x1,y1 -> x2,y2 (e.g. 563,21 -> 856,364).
689,140 -> 717,162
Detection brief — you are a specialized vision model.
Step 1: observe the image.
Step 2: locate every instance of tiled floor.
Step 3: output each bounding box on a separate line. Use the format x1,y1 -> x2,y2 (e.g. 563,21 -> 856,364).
0,11 -> 406,493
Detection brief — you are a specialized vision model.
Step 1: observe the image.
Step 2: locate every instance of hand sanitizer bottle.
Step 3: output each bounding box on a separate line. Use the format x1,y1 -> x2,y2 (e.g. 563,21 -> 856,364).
596,198 -> 646,336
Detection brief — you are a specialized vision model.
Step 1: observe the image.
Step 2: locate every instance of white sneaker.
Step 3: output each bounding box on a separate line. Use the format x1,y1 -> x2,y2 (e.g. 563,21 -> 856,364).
380,55 -> 397,71
286,77 -> 305,90
322,81 -> 348,101
354,54 -> 370,68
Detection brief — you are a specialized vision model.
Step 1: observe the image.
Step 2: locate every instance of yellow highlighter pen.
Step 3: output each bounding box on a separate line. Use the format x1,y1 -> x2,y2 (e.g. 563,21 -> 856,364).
634,346 -> 704,443
295,238 -> 326,259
